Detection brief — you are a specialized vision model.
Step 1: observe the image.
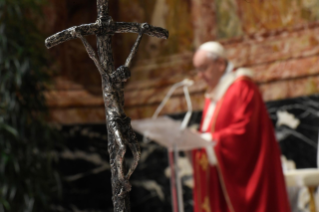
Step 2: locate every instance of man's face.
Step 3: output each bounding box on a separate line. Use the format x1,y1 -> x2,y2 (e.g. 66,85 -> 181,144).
193,50 -> 226,89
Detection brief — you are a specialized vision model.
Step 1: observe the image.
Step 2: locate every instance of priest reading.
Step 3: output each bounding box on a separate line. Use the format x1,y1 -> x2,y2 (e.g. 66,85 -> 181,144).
192,42 -> 291,212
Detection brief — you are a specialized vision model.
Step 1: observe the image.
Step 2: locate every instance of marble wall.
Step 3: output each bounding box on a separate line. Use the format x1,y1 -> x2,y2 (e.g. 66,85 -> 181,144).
52,94 -> 319,212
43,0 -> 319,124
267,95 -> 319,168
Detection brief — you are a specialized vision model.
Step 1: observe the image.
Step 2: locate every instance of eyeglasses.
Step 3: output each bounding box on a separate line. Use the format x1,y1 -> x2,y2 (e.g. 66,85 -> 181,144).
195,60 -> 218,74
196,65 -> 209,73
188,66 -> 208,76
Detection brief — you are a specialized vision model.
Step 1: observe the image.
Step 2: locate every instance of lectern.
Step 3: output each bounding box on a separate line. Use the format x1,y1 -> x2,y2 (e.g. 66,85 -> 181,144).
132,79 -> 213,212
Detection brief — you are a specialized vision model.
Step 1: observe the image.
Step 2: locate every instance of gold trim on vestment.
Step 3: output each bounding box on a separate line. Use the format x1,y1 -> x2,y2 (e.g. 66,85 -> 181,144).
202,196 -> 212,212
199,154 -> 209,171
195,151 -> 203,212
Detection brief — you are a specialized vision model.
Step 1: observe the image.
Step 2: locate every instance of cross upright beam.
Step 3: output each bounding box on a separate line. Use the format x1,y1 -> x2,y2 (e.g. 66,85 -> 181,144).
45,1 -> 168,212
97,0 -> 109,18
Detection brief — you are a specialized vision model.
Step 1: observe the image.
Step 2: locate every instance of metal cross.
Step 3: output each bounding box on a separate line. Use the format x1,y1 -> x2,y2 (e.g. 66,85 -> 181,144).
45,1 -> 168,211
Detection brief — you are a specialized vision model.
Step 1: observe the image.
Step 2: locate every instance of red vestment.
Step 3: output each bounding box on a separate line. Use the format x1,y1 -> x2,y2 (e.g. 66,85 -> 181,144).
192,75 -> 291,212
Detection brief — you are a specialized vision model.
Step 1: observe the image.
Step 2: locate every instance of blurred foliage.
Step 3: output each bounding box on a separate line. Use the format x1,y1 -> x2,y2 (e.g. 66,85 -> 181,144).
0,0 -> 63,211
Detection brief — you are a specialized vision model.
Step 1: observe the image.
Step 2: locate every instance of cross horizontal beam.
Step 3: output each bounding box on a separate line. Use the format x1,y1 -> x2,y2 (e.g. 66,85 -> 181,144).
45,22 -> 169,49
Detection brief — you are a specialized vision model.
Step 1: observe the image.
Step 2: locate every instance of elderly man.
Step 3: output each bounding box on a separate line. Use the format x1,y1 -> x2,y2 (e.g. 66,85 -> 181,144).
192,42 -> 290,212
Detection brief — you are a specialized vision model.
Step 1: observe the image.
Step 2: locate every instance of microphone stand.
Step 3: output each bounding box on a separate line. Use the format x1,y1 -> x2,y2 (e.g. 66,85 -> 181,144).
151,79 -> 194,212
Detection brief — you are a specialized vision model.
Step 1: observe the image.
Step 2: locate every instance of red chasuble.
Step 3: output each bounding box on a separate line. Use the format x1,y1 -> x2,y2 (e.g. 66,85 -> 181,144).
192,73 -> 291,212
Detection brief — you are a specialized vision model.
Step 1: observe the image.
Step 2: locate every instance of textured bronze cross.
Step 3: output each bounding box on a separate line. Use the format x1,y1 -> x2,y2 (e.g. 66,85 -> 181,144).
45,1 -> 168,211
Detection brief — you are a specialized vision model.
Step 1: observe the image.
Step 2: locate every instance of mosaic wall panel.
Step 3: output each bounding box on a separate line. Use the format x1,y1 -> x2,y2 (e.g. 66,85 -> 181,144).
44,0 -> 319,124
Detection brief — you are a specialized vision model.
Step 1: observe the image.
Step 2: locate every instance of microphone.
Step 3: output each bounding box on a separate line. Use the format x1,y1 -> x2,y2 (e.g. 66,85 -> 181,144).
152,78 -> 194,119
142,79 -> 194,143
181,79 -> 194,87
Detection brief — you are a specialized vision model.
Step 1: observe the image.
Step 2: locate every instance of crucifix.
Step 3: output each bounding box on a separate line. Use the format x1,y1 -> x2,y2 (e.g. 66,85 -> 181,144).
45,1 -> 169,211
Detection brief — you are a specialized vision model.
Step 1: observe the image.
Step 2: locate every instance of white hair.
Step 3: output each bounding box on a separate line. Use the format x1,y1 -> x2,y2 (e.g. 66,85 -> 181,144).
198,41 -> 226,61
206,52 -> 219,61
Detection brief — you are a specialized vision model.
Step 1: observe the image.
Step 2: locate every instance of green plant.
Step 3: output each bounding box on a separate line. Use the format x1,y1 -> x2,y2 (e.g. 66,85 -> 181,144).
0,0 -> 62,211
